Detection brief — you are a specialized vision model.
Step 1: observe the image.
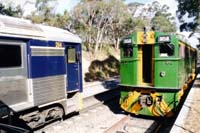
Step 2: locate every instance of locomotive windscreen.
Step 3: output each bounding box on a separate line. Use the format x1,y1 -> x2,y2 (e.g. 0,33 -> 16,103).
159,43 -> 174,57
121,38 -> 133,58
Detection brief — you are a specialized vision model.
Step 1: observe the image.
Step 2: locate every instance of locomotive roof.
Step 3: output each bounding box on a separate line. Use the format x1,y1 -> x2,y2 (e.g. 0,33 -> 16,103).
176,32 -> 198,49
0,15 -> 81,43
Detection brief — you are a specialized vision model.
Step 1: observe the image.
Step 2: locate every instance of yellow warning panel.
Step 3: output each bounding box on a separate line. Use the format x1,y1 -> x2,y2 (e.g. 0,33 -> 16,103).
137,31 -> 155,44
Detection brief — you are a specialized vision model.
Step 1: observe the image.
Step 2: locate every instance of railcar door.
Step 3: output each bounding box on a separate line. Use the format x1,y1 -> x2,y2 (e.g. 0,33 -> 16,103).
65,45 -> 81,92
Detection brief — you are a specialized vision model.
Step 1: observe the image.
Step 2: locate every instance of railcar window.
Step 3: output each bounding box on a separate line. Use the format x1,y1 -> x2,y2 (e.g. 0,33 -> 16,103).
179,45 -> 185,58
159,43 -> 174,57
0,45 -> 21,68
185,48 -> 189,58
122,45 -> 133,58
67,48 -> 76,63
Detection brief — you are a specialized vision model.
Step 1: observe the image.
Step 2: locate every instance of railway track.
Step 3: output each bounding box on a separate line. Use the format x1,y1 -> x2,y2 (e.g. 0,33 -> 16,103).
37,99 -> 164,133
103,115 -> 163,133
36,90 -> 164,133
34,76 -> 195,133
35,88 -> 120,133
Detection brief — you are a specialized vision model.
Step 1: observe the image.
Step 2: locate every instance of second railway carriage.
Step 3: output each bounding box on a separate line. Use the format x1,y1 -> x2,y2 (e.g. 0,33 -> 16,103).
119,30 -> 197,117
0,15 -> 83,128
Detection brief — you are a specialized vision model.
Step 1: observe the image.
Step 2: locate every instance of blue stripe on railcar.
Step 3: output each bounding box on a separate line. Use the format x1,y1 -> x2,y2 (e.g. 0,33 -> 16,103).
30,56 -> 66,78
29,40 -> 49,47
29,40 -> 65,48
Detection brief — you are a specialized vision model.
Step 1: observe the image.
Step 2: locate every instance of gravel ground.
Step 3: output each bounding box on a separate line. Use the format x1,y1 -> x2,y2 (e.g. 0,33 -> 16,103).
36,98 -> 159,133
125,117 -> 156,133
37,100 -> 126,133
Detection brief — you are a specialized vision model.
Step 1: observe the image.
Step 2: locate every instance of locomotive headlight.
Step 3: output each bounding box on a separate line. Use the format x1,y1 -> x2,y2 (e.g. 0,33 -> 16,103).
158,35 -> 170,42
160,71 -> 166,77
123,38 -> 132,44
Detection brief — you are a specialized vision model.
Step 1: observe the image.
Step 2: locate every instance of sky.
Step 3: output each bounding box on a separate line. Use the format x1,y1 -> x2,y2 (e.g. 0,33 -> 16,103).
0,0 -> 178,15
0,0 -> 80,15
1,0 -> 198,46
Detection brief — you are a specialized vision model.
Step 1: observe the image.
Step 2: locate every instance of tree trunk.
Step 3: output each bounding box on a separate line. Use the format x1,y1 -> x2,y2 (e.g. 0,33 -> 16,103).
99,28 -> 104,52
94,29 -> 100,53
114,37 -> 119,50
116,37 -> 120,50
95,26 -> 104,53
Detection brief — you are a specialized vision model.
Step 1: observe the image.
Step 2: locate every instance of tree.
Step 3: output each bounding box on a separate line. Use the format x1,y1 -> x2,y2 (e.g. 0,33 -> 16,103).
176,0 -> 200,32
26,0 -> 71,29
53,11 -> 72,29
127,1 -> 176,32
27,0 -> 57,25
150,3 -> 176,32
72,0 -> 136,54
107,0 -> 135,50
72,0 -> 113,53
0,3 -> 23,17
151,12 -> 176,32
141,1 -> 176,32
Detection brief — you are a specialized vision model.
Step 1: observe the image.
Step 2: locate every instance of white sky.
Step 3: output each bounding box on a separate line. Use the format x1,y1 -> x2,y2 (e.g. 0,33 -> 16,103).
0,0 -> 178,16
1,0 -> 198,47
158,0 -> 178,16
0,0 -> 78,15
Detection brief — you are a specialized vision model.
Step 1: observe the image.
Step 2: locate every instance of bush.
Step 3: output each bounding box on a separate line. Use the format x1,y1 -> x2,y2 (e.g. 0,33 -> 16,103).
84,55 -> 119,82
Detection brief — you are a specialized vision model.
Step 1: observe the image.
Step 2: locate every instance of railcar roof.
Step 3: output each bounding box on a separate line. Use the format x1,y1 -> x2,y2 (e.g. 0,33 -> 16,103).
0,15 -> 81,43
176,32 -> 198,49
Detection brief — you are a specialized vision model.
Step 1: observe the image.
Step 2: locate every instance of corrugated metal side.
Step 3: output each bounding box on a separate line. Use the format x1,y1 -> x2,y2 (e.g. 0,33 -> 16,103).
32,75 -> 66,105
31,46 -> 65,56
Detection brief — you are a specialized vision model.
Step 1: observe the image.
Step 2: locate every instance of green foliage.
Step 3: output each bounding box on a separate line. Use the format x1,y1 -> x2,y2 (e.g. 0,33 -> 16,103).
27,0 -> 71,29
85,55 -> 120,81
27,0 -> 56,24
144,1 -> 176,32
72,0 -> 133,53
151,12 -> 176,32
176,0 -> 200,32
53,11 -> 71,29
0,3 -> 22,17
120,17 -> 147,36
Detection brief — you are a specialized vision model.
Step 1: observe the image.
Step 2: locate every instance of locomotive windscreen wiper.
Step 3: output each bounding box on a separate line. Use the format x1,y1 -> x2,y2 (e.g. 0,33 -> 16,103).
166,43 -> 174,51
165,43 -> 174,55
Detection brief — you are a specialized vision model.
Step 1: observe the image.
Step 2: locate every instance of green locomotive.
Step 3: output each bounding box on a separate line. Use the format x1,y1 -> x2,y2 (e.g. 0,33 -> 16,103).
119,30 -> 197,117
